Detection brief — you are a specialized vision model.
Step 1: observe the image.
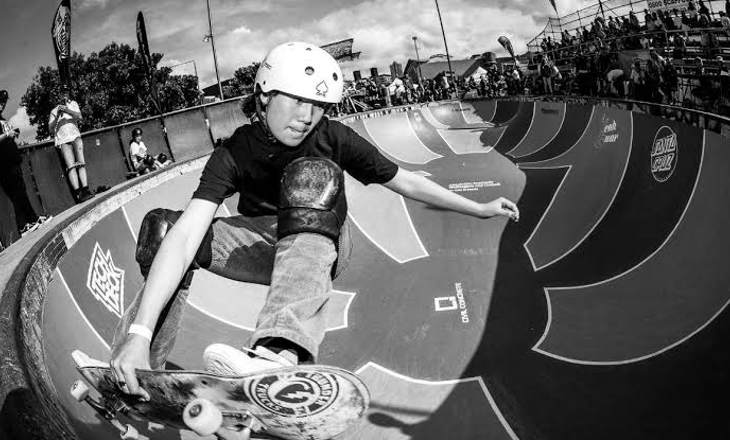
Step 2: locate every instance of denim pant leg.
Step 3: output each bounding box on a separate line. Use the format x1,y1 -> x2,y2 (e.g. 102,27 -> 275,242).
112,215 -> 348,367
249,232 -> 338,361
110,216 -> 276,368
206,216 -> 341,361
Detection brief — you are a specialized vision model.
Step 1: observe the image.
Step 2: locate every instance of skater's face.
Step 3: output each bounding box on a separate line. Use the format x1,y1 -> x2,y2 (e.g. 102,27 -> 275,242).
261,92 -> 327,147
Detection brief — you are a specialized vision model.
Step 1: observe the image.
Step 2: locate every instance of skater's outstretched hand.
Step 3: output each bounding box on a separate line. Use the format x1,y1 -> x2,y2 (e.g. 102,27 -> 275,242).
110,334 -> 152,401
479,197 -> 520,221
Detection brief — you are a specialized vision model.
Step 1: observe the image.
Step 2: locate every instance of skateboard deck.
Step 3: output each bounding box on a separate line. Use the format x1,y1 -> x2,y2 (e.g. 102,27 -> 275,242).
71,350 -> 369,439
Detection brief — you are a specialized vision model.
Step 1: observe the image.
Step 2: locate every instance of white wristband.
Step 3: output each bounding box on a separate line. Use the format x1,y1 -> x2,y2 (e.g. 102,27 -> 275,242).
128,324 -> 153,343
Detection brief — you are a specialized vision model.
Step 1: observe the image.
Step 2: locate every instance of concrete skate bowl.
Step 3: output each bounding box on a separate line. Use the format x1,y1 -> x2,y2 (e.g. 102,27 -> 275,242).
1,99 -> 729,440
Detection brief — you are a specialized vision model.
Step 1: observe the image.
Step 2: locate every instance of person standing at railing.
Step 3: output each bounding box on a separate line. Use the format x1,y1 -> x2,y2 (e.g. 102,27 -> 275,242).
49,86 -> 93,203
698,1 -> 710,19
720,11 -> 730,36
0,90 -> 50,236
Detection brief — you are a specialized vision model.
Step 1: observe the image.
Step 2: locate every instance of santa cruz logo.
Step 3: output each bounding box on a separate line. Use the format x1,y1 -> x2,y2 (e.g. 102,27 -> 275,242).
250,371 -> 338,417
86,242 -> 125,317
602,119 -> 618,144
650,126 -> 678,182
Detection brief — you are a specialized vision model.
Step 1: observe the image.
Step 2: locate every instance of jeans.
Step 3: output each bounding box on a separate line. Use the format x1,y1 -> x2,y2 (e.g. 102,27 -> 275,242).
111,214 -> 352,368
0,164 -> 38,231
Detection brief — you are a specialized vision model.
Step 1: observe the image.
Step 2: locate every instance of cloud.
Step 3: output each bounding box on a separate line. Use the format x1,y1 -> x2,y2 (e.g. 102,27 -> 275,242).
9,107 -> 38,144
77,0 -> 111,12
232,26 -> 252,35
201,0 -> 545,85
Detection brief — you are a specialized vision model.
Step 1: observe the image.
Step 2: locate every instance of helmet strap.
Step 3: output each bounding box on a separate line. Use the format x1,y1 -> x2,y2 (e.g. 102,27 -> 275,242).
255,92 -> 278,144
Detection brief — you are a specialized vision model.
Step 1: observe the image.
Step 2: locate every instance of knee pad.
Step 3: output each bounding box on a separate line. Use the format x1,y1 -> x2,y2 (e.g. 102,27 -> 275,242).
277,157 -> 347,242
136,209 -> 182,277
135,209 -> 214,280
66,161 -> 85,173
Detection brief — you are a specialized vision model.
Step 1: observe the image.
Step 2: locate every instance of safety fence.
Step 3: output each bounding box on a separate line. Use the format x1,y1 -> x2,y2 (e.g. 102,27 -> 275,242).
527,0 -> 730,51
0,98 -> 248,249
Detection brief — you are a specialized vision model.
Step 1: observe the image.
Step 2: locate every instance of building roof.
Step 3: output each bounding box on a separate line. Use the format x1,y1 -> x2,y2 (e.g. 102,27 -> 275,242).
405,57 -> 483,80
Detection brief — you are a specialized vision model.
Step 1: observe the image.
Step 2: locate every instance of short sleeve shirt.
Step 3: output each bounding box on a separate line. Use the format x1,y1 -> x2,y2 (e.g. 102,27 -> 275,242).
50,100 -> 82,146
192,118 -> 399,216
130,141 -> 148,158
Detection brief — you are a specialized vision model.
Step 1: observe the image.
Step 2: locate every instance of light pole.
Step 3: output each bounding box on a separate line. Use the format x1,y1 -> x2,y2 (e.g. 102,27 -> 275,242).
434,0 -> 458,97
412,36 -> 424,85
204,0 -> 224,100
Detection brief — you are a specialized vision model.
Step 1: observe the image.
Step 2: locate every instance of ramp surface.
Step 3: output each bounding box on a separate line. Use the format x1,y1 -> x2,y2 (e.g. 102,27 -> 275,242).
4,99 -> 728,440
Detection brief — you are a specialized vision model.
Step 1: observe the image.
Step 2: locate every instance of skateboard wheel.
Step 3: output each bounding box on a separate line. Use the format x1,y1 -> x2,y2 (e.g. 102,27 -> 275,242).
120,424 -> 139,440
70,380 -> 89,402
183,398 -> 222,436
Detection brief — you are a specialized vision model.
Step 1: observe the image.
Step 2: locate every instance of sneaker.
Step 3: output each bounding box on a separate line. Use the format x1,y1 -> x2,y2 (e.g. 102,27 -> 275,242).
203,344 -> 296,376
21,222 -> 40,236
78,187 -> 94,202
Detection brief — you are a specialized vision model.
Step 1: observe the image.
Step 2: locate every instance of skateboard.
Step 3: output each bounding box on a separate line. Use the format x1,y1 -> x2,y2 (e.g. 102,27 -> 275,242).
70,350 -> 370,439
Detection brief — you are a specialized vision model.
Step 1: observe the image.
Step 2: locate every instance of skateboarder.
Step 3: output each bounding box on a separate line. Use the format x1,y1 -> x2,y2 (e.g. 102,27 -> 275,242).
110,42 -> 519,400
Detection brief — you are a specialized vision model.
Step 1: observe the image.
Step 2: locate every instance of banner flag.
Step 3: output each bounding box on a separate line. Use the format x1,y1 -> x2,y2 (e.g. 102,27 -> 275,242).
136,11 -> 162,114
52,0 -> 71,86
136,11 -> 153,76
548,0 -> 558,14
321,38 -> 361,62
498,36 -> 516,60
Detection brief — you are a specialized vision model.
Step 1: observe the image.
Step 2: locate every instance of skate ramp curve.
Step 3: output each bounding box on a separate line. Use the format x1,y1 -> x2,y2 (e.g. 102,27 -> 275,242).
1,99 -> 729,440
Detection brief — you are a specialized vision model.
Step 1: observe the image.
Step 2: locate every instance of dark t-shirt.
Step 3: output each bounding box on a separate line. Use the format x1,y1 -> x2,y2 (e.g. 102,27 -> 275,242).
0,115 -> 21,168
192,117 -> 399,216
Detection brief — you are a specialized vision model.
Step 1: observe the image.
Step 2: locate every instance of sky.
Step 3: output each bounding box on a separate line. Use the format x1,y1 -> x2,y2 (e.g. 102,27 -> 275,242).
0,0 -> 594,142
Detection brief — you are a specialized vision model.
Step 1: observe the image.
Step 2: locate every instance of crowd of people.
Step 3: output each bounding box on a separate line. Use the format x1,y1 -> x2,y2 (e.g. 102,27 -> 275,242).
531,2 -> 730,110
540,0 -> 730,58
341,64 -> 526,113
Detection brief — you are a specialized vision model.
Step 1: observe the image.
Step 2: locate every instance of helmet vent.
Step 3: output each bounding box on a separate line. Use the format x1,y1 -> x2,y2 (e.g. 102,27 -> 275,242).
305,66 -> 315,76
333,73 -> 339,81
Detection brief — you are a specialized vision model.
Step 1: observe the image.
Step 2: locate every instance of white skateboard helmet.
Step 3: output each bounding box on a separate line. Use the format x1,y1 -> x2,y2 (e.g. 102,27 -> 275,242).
255,42 -> 343,104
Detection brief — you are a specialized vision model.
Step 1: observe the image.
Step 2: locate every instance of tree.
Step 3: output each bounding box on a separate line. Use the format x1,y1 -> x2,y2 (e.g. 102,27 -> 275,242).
22,42 -> 201,141
224,62 -> 260,99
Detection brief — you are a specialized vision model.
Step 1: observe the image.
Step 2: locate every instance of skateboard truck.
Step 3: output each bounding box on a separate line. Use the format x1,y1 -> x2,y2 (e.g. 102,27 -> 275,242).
71,380 -> 139,440
184,398 -> 264,439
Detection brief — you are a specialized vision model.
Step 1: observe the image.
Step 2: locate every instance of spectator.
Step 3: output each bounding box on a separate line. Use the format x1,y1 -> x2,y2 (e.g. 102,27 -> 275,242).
628,11 -> 640,31
720,11 -> 730,35
645,51 -> 664,102
129,127 -> 162,175
688,1 -> 698,21
671,9 -> 683,29
0,89 -> 49,236
681,11 -> 691,31
630,59 -> 646,100
48,85 -> 93,203
698,1 -> 710,18
606,65 -> 626,97
673,33 -> 688,59
540,57 -> 554,94
661,60 -> 679,104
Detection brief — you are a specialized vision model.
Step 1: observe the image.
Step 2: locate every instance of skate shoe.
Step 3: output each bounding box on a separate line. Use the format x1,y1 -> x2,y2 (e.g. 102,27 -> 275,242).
203,343 -> 296,376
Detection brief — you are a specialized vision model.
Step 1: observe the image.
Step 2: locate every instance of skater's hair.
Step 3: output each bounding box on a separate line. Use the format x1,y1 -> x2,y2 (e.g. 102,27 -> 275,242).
240,93 -> 257,119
